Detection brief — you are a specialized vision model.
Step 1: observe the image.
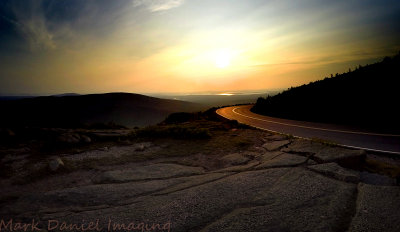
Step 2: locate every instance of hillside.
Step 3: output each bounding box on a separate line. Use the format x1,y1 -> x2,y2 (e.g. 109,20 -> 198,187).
252,53 -> 400,133
0,92 -> 205,128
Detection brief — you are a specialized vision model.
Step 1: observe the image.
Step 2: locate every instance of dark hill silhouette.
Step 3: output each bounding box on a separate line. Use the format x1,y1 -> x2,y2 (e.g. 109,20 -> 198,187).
52,93 -> 81,97
252,52 -> 400,133
0,92 -> 205,128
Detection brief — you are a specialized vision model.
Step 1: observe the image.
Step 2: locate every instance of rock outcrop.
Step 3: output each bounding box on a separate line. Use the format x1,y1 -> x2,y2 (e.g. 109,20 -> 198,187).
1,131 -> 398,232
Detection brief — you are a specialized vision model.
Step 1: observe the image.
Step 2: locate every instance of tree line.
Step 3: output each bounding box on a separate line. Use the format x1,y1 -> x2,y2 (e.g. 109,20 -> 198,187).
251,52 -> 400,133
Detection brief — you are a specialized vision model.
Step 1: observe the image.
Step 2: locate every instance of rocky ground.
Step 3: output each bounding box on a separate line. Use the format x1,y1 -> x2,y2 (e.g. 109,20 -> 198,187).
0,117 -> 399,232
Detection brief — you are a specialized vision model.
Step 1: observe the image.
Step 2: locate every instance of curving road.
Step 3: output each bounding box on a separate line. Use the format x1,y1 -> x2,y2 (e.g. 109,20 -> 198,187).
217,105 -> 400,155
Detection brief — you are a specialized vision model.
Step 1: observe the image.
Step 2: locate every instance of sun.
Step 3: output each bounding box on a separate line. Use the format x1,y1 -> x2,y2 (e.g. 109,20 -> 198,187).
215,51 -> 231,68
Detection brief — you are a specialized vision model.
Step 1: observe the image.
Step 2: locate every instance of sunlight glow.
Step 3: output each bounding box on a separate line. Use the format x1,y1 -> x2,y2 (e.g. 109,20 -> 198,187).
215,51 -> 231,68
1,0 -> 398,94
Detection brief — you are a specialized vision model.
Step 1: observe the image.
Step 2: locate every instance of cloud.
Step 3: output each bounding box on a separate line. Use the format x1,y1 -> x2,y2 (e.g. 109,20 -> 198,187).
10,0 -> 56,51
133,0 -> 185,12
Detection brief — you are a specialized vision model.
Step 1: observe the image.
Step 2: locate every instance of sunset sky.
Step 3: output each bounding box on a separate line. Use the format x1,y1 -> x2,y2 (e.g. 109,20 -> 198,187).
1,0 -> 400,95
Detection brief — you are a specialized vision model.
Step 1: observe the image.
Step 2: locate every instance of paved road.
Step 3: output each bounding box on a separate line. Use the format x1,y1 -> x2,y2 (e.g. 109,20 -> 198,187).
217,105 -> 400,154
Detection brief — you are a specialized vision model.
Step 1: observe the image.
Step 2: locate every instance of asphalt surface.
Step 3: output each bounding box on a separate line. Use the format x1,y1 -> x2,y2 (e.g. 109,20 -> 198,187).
217,105 -> 400,155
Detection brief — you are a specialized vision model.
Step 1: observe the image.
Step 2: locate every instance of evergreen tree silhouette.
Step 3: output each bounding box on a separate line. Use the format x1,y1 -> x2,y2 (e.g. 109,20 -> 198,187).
251,52 -> 400,133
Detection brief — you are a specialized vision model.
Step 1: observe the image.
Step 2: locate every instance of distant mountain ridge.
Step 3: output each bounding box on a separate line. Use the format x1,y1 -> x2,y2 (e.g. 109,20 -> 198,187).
52,93 -> 81,97
252,52 -> 400,133
166,93 -> 277,107
0,92 -> 205,128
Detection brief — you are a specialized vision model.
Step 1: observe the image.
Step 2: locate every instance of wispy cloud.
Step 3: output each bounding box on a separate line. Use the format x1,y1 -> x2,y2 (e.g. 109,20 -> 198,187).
134,0 -> 185,12
10,1 -> 55,51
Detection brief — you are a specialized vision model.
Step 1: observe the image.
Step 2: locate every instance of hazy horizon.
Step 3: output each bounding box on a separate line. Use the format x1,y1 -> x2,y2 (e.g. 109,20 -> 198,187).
0,89 -> 280,97
1,0 -> 400,95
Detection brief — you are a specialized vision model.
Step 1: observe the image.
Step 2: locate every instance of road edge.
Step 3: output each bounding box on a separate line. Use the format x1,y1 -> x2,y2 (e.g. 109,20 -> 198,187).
216,107 -> 400,156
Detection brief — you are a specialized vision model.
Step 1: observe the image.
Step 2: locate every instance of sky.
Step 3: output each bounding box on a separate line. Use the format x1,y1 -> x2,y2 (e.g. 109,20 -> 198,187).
0,0 -> 400,95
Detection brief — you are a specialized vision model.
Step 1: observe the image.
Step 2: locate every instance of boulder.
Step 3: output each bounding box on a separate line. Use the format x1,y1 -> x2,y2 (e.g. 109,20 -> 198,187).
262,140 -> 291,151
308,162 -> 360,183
360,171 -> 396,186
49,157 -> 64,171
57,133 -> 80,144
282,140 -> 366,163
264,134 -> 288,141
133,142 -> 152,151
80,135 -> 91,143
221,153 -> 250,165
349,183 -> 400,232
281,140 -> 325,154
314,149 -> 366,163
135,144 -> 145,151
256,153 -> 308,169
259,151 -> 284,162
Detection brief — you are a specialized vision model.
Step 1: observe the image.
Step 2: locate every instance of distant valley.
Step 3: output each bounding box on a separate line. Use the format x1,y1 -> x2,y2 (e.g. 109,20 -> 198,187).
0,91 -> 281,128
157,92 -> 280,107
0,92 -> 205,128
